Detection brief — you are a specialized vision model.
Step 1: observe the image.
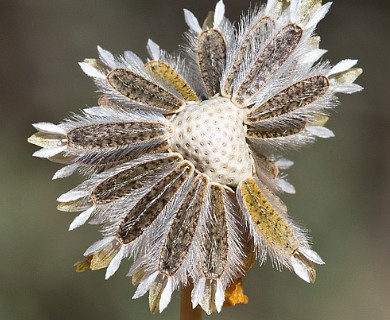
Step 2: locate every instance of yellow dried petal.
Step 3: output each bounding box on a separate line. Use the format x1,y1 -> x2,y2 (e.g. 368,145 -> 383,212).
145,61 -> 199,102
89,246 -> 118,270
202,11 -> 215,29
149,282 -> 163,314
273,0 -> 290,14
297,0 -> 322,22
83,58 -> 107,74
309,114 -> 329,126
223,278 -> 248,307
308,36 -> 320,49
57,200 -> 87,212
131,269 -> 145,286
332,68 -> 363,85
28,132 -> 64,148
74,255 -> 93,273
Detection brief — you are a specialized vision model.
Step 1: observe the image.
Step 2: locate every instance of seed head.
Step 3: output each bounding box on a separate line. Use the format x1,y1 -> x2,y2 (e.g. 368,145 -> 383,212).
28,0 -> 362,315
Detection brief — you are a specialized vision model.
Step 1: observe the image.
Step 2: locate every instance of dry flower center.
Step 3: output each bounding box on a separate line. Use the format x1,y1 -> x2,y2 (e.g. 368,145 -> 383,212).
170,96 -> 253,186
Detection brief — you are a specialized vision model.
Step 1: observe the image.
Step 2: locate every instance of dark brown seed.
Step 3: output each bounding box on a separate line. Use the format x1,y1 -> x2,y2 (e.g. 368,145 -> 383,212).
159,175 -> 208,275
222,17 -> 274,97
107,68 -> 183,113
201,184 -> 228,278
83,141 -> 170,173
67,122 -> 168,151
197,29 -> 226,97
233,24 -> 303,105
247,76 -> 329,123
91,154 -> 181,205
246,119 -> 306,139
117,161 -> 194,244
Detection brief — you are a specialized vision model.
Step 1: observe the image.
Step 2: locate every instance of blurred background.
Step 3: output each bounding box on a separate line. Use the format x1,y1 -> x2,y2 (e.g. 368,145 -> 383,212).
1,0 -> 389,319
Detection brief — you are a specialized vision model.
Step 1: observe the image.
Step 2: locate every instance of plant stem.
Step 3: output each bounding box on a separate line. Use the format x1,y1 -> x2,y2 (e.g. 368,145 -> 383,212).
180,285 -> 202,320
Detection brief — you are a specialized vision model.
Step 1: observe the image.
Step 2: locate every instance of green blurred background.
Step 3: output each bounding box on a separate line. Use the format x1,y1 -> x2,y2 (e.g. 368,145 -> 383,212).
1,0 -> 389,319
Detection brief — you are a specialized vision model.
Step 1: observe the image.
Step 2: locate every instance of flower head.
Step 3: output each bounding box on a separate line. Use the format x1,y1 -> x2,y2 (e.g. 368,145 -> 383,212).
28,0 -> 362,315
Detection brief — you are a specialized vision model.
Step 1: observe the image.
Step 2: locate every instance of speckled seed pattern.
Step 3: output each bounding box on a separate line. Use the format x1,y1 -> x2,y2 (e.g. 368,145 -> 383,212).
159,174 -> 208,275
117,161 -> 194,244
202,183 -> 228,278
107,68 -> 184,113
84,141 -> 171,173
91,155 -> 182,205
247,76 -> 330,123
67,121 -> 168,151
239,178 -> 299,253
233,23 -> 303,105
170,96 -> 253,186
246,119 -> 306,139
197,29 -> 227,97
222,17 -> 274,97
